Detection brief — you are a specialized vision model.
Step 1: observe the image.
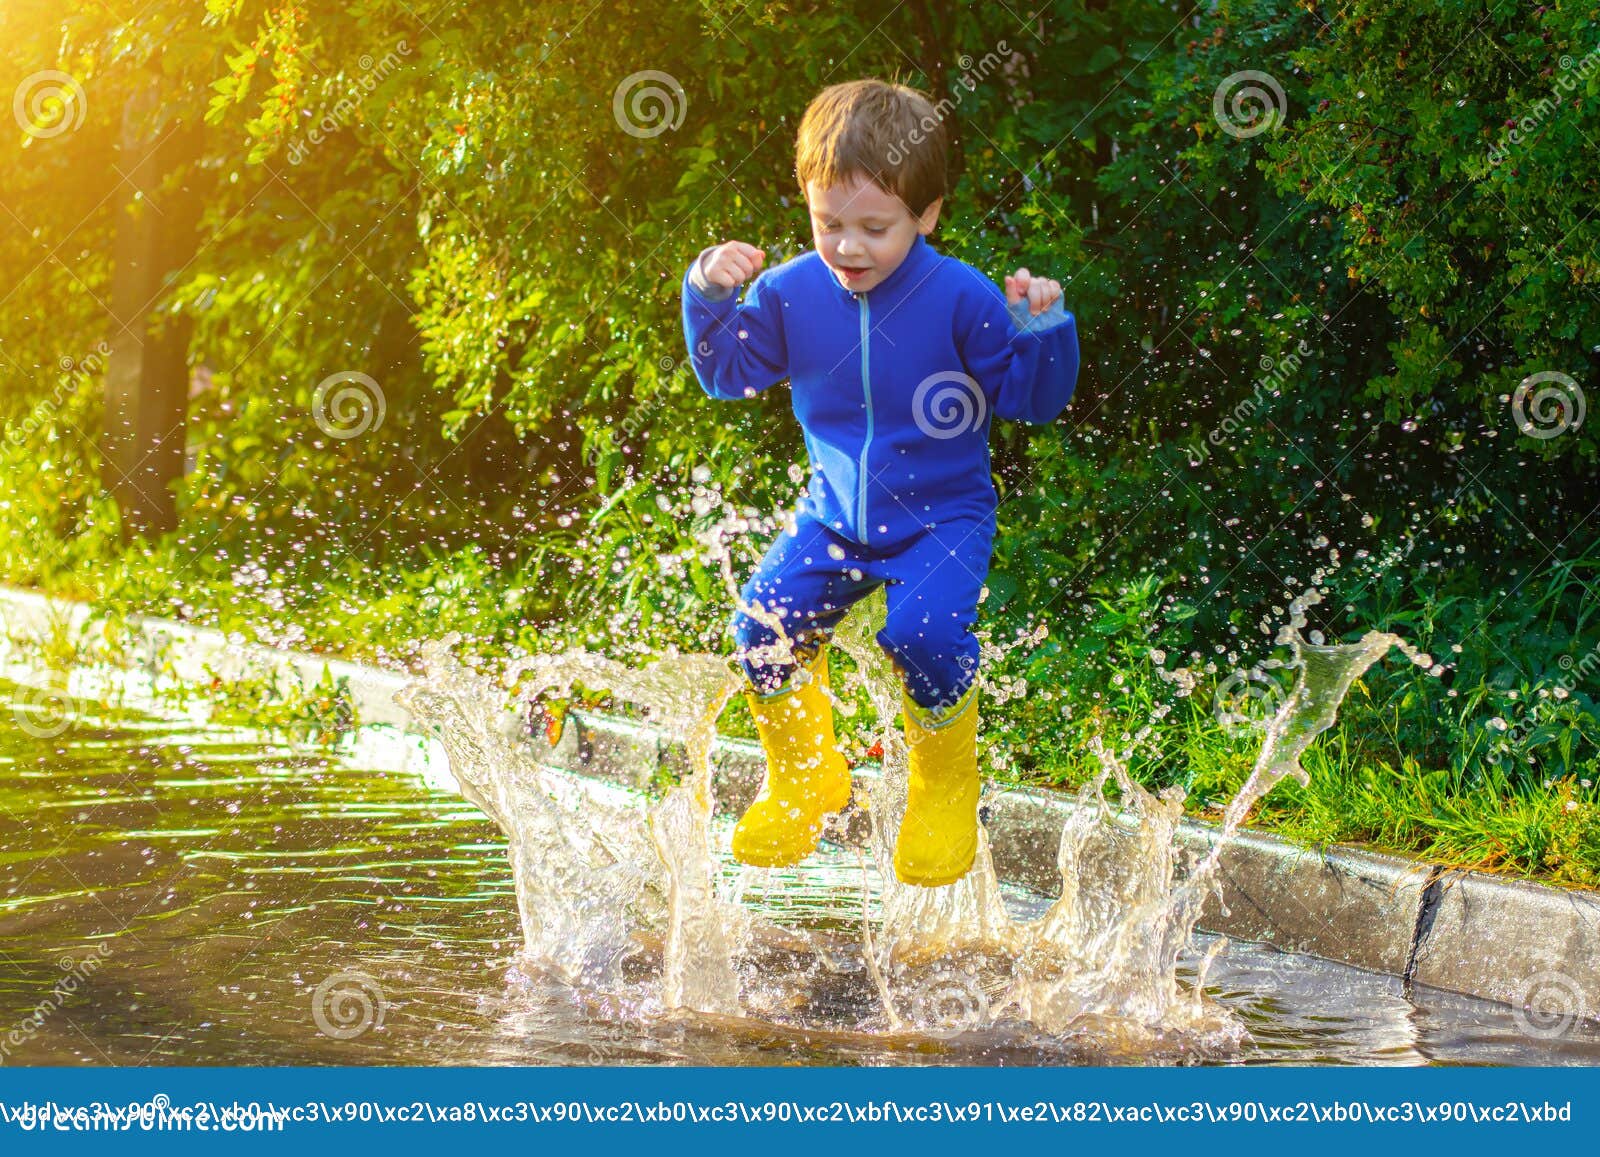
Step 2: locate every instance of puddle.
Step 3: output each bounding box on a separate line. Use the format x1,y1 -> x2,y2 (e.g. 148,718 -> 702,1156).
4,672 -> 1598,1066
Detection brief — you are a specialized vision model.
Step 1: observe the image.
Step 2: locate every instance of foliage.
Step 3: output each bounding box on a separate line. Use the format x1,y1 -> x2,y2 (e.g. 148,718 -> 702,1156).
1,0 -> 1596,881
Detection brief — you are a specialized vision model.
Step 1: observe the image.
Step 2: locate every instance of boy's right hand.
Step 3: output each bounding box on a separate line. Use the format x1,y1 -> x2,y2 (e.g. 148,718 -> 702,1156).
701,241 -> 766,290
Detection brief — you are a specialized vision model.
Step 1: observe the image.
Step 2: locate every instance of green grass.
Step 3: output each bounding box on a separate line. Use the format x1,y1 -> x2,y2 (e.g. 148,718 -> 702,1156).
3,529 -> 1596,891
1018,686 -> 1600,890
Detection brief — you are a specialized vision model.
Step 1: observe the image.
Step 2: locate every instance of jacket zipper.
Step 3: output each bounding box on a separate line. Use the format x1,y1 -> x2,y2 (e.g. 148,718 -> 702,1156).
856,294 -> 872,545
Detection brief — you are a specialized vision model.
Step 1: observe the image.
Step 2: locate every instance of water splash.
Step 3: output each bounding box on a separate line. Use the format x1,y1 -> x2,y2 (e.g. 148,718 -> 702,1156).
396,656 -> 664,994
397,581 -> 1428,1052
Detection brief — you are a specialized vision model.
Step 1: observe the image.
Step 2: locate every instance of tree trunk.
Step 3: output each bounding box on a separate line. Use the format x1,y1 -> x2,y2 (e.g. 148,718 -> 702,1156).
102,82 -> 206,539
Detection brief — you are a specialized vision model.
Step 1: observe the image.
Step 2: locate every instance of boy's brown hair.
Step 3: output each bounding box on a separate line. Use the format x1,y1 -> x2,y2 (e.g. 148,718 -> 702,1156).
794,79 -> 948,218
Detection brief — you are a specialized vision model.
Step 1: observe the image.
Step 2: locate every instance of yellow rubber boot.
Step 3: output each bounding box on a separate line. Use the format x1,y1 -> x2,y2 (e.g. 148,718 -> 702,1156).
893,680 -> 981,887
731,646 -> 853,868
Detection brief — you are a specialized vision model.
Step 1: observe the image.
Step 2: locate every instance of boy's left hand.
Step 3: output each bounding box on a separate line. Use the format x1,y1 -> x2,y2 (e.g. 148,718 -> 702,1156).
1005,268 -> 1063,316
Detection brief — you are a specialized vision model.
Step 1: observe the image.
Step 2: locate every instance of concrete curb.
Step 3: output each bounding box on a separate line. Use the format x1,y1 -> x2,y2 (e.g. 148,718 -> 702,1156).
3,585 -> 1596,1023
545,712 -> 1440,981
0,586 -> 411,728
1410,869 -> 1600,1014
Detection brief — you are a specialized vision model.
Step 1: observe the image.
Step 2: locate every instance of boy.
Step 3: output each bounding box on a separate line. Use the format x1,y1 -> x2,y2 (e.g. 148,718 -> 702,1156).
680,79 -> 1079,887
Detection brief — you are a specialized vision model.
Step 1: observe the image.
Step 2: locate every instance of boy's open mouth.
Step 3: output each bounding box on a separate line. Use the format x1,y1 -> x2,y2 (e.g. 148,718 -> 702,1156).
838,265 -> 872,282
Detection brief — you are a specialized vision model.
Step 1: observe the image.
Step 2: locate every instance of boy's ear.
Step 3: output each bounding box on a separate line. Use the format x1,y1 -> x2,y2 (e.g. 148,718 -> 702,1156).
917,196 -> 943,234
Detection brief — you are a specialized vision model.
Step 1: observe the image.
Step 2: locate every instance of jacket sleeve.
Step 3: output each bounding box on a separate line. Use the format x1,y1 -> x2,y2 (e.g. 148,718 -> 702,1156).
955,273 -> 1080,425
681,244 -> 789,400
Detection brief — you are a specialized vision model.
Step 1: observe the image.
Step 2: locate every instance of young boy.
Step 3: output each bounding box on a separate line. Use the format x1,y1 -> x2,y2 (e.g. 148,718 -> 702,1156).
680,79 -> 1080,888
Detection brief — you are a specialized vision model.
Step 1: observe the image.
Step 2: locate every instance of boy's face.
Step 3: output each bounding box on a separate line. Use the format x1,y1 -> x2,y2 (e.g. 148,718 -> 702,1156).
805,173 -> 942,294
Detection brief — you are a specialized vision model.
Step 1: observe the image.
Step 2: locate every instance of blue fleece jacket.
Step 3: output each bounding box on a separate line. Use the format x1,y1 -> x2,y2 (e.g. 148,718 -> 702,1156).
681,232 -> 1080,549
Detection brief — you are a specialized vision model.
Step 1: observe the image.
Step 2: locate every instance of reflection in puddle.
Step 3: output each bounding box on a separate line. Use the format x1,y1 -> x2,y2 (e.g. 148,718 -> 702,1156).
3,675 -> 1598,1066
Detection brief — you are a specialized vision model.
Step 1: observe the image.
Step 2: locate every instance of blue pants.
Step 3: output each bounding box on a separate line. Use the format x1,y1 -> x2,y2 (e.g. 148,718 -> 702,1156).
728,510 -> 996,715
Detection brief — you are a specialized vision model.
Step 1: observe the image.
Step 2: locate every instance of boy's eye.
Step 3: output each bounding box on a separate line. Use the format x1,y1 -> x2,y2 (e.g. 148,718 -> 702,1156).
816,223 -> 887,236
